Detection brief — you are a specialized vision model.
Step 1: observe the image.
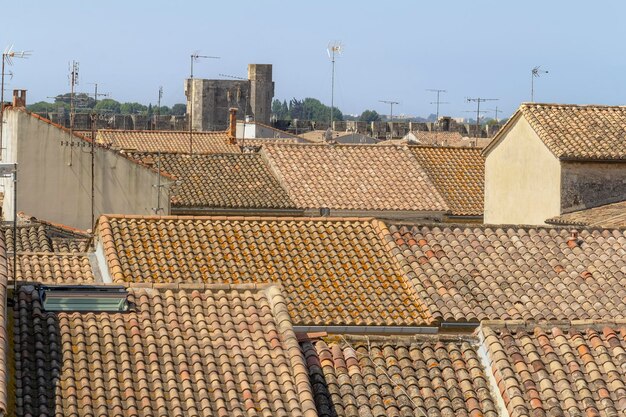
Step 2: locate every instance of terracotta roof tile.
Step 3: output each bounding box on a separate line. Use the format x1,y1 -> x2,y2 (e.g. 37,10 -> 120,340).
518,103 -> 626,160
386,223 -> 626,323
96,215 -> 431,326
0,236 -> 9,415
546,200 -> 626,229
409,147 -> 484,216
410,130 -> 464,145
11,284 -> 317,417
302,335 -> 499,417
481,322 -> 626,417
261,143 -> 449,212
97,129 -> 240,153
14,253 -> 95,283
2,222 -> 90,254
127,152 -> 296,209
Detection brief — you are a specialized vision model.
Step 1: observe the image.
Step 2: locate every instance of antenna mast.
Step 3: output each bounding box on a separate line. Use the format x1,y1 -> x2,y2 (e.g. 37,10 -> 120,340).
188,52 -> 220,153
379,100 -> 399,138
531,66 -> 548,102
466,97 -> 498,138
327,41 -> 343,128
0,46 -> 31,155
426,89 -> 448,127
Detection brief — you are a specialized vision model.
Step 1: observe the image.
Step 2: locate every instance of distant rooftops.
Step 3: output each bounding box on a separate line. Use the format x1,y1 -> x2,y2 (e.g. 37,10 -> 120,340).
97,129 -> 239,153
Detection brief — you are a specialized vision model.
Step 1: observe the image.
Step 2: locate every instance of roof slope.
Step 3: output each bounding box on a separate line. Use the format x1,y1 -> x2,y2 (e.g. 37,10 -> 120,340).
519,103 -> 626,160
97,215 -> 430,326
97,129 -> 240,153
409,147 -> 484,216
11,283 -> 317,417
261,143 -> 449,212
0,237 -> 8,415
302,335 -> 498,417
15,253 -> 95,283
481,322 -> 626,417
128,152 -> 295,209
546,200 -> 626,229
385,223 -> 626,323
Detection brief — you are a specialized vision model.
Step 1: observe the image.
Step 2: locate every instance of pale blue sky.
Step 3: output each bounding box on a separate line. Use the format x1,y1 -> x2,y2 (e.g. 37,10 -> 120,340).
1,1 -> 625,120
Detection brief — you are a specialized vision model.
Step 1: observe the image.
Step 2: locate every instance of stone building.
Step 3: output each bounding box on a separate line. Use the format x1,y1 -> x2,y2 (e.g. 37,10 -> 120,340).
484,103 -> 626,225
185,64 -> 274,131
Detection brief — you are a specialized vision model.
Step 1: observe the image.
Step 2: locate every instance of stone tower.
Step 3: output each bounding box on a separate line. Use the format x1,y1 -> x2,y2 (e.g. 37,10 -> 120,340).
185,64 -> 274,132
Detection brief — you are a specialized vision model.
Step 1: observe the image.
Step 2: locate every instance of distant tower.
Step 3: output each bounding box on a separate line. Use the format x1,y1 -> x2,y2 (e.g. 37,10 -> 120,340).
247,64 -> 274,124
184,64 -> 274,131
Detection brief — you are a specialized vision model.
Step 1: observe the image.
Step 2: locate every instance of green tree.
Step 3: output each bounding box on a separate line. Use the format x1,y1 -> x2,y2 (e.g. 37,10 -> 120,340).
94,98 -> 121,114
271,99 -> 289,119
27,101 -> 57,113
359,110 -> 380,122
53,92 -> 95,109
288,97 -> 343,122
120,102 -> 147,114
171,103 -> 187,115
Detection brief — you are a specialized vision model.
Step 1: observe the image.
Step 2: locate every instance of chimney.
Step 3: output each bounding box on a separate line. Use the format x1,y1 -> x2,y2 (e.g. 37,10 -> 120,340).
566,230 -> 580,249
228,107 -> 237,144
13,89 -> 26,108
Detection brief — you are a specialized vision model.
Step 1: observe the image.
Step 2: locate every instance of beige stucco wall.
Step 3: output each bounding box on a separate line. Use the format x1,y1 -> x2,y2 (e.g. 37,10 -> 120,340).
484,116 -> 561,225
1,109 -> 170,230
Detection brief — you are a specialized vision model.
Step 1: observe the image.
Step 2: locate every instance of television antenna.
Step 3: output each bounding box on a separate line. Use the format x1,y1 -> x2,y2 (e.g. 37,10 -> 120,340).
1,45 -> 31,152
466,97 -> 498,137
487,106 -> 502,123
188,51 -> 220,153
190,51 -> 220,78
426,89 -> 448,124
531,66 -> 548,102
327,41 -> 343,127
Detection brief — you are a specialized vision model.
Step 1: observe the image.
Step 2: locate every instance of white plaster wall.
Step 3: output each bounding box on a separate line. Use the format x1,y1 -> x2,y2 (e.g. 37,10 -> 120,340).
484,116 -> 561,225
2,109 -> 169,230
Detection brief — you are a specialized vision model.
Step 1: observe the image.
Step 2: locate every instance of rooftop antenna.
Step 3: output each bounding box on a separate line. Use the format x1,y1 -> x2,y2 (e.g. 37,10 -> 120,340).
1,45 -> 31,154
327,41 -> 343,128
531,66 -> 548,102
426,89 -> 448,127
487,106 -> 501,123
156,86 -> 163,129
466,97 -> 498,138
67,61 -> 79,166
379,100 -> 399,138
188,51 -> 220,154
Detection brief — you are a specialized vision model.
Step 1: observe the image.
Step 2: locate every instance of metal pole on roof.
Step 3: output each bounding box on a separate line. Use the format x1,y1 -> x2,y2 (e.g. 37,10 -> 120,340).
467,97 -> 498,138
0,46 -> 31,157
189,52 -> 220,154
531,66 -> 548,102
426,89 -> 449,130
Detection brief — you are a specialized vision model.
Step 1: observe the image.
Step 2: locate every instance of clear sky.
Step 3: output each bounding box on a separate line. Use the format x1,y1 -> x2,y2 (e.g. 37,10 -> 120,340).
1,0 -> 625,120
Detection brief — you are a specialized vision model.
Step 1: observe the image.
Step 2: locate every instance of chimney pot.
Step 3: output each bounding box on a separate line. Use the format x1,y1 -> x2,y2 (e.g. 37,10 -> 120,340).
12,89 -> 27,108
228,107 -> 237,143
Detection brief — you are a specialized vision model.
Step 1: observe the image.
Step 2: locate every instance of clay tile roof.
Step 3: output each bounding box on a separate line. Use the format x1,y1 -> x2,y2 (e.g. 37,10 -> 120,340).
2,221 -> 90,254
11,283 -> 318,417
385,223 -> 626,323
96,215 -> 431,326
0,237 -> 8,415
14,253 -> 95,283
411,130 -> 464,145
481,321 -> 626,417
546,200 -> 626,229
518,103 -> 626,160
97,129 -> 240,153
127,152 -> 296,209
302,335 -> 499,417
409,147 -> 484,216
261,143 -> 449,212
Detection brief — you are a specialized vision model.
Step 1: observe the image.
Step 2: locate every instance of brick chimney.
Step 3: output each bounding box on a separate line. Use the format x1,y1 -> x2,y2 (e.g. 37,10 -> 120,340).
13,89 -> 26,108
228,107 -> 237,144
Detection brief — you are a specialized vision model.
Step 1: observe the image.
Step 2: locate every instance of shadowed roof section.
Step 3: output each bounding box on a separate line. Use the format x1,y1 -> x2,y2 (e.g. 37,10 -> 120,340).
126,152 -> 296,210
409,146 -> 484,216
10,283 -> 318,417
97,129 -> 240,153
261,143 -> 449,212
480,321 -> 626,417
302,334 -> 498,417
96,215 -> 432,326
546,200 -> 626,229
488,103 -> 626,160
384,223 -> 626,323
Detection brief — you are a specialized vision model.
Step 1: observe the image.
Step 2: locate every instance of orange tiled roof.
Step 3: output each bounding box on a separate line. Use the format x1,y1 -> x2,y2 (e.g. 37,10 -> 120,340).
261,143 -> 449,212
2,222 -> 90,254
409,146 -> 484,216
0,237 -> 7,415
481,321 -> 626,417
546,200 -> 626,229
302,335 -> 499,417
96,215 -> 431,326
97,129 -> 240,153
11,283 -> 318,417
127,152 -> 295,210
410,130 -> 464,145
501,103 -> 626,160
385,223 -> 626,323
13,253 -> 95,283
